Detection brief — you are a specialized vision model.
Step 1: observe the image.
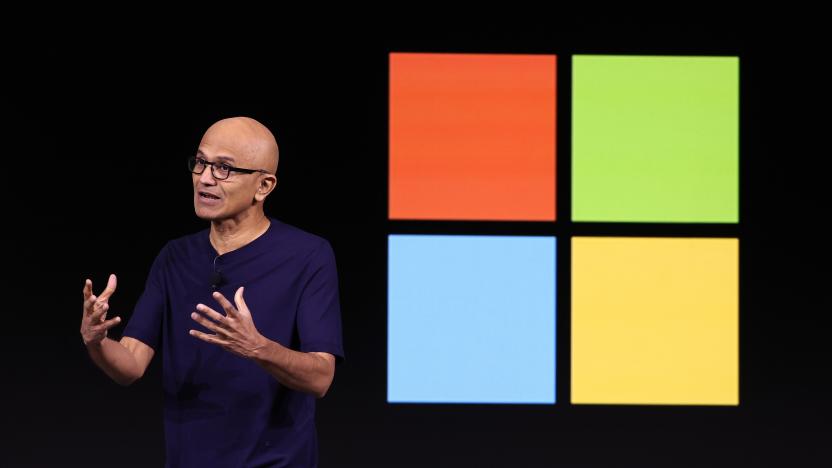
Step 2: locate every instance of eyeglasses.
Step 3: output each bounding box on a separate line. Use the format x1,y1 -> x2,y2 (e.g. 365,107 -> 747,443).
188,156 -> 271,180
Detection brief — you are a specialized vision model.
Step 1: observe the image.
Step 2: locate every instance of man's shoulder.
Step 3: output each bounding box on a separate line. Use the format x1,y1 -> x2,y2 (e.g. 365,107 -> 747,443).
271,218 -> 331,252
156,225 -> 210,258
155,218 -> 332,260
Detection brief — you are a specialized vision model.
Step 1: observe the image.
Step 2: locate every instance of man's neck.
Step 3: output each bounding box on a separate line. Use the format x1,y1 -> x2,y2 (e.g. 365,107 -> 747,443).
209,212 -> 271,256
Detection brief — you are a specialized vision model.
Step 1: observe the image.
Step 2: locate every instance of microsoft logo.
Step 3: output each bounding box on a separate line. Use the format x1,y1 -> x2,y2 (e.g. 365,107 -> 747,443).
388,53 -> 739,406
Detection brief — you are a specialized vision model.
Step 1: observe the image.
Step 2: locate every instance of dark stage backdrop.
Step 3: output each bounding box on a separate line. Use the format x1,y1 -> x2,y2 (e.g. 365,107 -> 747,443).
5,17 -> 828,467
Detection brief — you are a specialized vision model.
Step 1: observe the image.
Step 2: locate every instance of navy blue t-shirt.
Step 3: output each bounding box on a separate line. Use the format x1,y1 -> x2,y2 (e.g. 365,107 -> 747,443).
122,217 -> 345,468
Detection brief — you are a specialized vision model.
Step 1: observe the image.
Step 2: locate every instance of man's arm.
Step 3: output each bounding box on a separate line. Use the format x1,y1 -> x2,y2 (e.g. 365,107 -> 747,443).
86,337 -> 155,386
189,288 -> 337,398
81,275 -> 155,386
251,344 -> 335,398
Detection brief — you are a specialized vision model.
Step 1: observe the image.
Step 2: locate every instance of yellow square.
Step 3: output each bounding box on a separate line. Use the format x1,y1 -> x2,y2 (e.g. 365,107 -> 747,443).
572,237 -> 738,405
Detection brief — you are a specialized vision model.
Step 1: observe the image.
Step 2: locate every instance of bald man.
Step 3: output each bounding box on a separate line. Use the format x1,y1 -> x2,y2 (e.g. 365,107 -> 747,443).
80,117 -> 345,467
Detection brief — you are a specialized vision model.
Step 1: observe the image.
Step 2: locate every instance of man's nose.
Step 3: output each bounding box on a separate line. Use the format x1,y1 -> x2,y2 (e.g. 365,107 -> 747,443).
198,167 -> 218,185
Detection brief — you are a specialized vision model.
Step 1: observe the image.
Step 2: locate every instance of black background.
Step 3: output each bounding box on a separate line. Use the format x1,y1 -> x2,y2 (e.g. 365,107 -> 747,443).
5,13 -> 828,467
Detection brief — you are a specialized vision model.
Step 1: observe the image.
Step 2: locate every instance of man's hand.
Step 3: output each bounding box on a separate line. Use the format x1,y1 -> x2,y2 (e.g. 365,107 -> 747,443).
189,287 -> 267,359
81,274 -> 122,346
190,286 -> 336,397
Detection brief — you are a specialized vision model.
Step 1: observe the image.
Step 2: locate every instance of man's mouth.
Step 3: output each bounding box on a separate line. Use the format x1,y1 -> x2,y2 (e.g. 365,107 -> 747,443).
199,191 -> 221,200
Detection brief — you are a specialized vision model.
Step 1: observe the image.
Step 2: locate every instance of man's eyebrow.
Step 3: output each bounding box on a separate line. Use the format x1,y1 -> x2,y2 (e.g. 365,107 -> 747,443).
195,150 -> 236,164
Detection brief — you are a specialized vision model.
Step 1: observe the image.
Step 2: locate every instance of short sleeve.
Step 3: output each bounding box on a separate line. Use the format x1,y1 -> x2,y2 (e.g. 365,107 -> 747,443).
297,240 -> 345,364
122,242 -> 169,351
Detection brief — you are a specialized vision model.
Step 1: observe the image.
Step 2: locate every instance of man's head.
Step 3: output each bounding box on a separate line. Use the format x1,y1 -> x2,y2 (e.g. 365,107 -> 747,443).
192,117 -> 279,221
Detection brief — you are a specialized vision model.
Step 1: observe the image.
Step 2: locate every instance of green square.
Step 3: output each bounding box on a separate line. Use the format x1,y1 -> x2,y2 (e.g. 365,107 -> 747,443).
572,55 -> 738,223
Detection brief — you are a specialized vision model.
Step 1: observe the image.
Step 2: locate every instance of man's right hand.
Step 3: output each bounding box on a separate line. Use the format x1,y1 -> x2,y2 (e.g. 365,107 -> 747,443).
81,274 -> 122,346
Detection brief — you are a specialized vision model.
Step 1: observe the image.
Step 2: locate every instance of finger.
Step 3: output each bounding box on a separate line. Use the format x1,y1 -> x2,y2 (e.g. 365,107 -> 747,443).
84,294 -> 98,315
233,287 -> 250,317
211,292 -> 238,317
98,315 -> 122,331
189,329 -> 227,346
190,311 -> 230,337
98,274 -> 118,301
194,304 -> 228,324
83,279 -> 92,300
90,301 -> 109,322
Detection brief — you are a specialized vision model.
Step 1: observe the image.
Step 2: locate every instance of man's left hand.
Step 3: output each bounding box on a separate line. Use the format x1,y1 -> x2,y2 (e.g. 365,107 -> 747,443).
189,287 -> 267,359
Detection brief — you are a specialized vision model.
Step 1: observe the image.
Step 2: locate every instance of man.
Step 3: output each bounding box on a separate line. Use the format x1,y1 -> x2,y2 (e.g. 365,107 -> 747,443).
80,117 -> 345,467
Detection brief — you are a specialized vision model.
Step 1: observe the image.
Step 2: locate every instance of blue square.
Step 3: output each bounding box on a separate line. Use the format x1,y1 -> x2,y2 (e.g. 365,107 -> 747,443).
388,234 -> 556,404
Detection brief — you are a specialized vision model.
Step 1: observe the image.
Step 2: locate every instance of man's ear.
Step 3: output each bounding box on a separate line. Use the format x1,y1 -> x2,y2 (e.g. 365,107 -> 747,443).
254,175 -> 277,202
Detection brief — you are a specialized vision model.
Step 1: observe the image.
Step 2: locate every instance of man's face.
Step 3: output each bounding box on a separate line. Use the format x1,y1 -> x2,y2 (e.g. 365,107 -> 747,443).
192,142 -> 262,221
